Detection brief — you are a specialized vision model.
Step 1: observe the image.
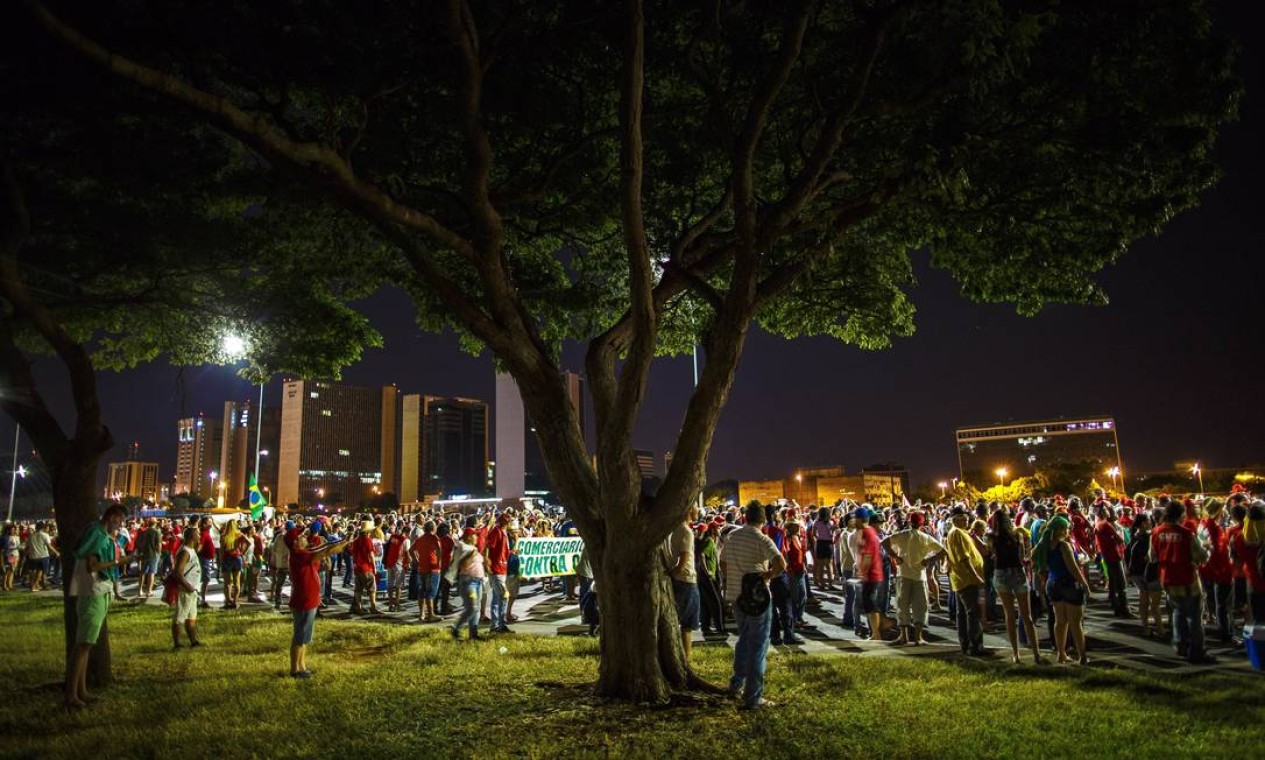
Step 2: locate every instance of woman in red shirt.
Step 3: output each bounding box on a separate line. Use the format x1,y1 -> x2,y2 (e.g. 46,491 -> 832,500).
1200,500 -> 1234,644
784,520 -> 808,630
286,525 -> 349,678
1229,502 -> 1265,625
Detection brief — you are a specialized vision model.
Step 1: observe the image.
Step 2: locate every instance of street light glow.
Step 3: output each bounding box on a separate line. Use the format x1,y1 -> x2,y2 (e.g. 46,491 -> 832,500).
995,467 -> 1008,486
221,333 -> 248,360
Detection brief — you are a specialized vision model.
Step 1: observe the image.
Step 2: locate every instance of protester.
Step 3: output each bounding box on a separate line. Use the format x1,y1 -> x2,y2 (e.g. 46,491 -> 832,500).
24,521 -> 58,593
446,527 -> 486,641
65,505 -> 132,709
350,520 -> 381,615
944,505 -> 989,656
1152,500 -> 1216,663
882,512 -> 944,646
719,502 -> 786,710
2,524 -> 20,591
988,510 -> 1044,664
287,523 -> 350,678
484,512 -> 513,634
665,506 -> 702,656
136,518 -> 162,600
171,526 -> 205,649
1126,513 -> 1165,638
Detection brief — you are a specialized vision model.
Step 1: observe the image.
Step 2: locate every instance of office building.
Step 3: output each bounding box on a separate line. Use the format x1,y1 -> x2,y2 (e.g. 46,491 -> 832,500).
738,465 -> 906,507
173,414 -> 222,496
956,416 -> 1122,487
217,399 -> 282,508
495,370 -> 585,499
277,380 -> 399,508
105,459 -> 159,501
401,394 -> 489,501
634,449 -> 657,480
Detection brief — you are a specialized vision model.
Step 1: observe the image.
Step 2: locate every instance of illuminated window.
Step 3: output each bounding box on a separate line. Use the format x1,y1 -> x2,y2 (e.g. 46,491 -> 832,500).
321,409 -> 332,417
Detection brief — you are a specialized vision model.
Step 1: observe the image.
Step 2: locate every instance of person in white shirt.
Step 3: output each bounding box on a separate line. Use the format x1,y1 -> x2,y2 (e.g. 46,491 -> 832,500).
719,503 -> 786,711
881,513 -> 944,645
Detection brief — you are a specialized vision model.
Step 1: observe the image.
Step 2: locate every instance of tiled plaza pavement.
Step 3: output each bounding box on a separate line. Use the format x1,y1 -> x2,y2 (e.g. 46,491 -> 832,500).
68,570 -> 1256,677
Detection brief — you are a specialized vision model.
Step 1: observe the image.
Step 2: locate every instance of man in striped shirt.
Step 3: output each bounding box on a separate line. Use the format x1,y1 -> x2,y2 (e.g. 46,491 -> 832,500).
720,502 -> 786,710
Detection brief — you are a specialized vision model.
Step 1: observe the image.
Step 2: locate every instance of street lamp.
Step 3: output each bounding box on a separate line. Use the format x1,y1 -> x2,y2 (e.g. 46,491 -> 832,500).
1191,463 -> 1204,496
938,481 -> 949,499
1106,466 -> 1120,493
995,467 -> 1008,487
208,470 -> 218,500
7,464 -> 27,524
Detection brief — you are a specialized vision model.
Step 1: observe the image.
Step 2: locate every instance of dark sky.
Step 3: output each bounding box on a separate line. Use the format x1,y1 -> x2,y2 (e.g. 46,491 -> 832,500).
7,0 -> 1264,494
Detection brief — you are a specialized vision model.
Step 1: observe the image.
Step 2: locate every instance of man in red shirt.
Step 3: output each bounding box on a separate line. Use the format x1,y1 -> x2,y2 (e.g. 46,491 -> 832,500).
855,506 -> 887,641
287,524 -> 348,678
437,522 -> 456,616
383,523 -> 409,613
1093,503 -> 1130,617
484,512 -> 512,633
1150,501 -> 1213,663
197,517 -> 216,608
349,521 -> 380,615
410,521 -> 442,621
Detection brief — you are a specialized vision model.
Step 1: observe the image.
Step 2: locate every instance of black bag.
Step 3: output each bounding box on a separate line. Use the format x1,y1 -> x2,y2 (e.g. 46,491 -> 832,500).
736,572 -> 770,615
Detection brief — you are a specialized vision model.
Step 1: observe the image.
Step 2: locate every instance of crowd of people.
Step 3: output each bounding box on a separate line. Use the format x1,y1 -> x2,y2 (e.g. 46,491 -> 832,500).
6,483 -> 1262,711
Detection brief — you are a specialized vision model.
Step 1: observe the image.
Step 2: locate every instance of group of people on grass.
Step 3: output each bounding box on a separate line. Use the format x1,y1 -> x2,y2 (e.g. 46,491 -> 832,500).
39,482 -> 1265,710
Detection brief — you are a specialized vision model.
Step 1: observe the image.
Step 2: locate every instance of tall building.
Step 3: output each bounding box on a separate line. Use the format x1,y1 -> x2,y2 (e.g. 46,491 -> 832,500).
495,370 -> 585,499
277,380 -> 399,508
173,414 -> 222,496
634,449 -> 657,480
217,400 -> 283,508
105,460 -> 159,501
400,394 -> 489,501
956,416 -> 1122,487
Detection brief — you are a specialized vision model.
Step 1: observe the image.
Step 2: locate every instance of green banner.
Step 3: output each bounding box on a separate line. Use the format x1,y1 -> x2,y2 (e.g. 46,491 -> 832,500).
515,536 -> 584,578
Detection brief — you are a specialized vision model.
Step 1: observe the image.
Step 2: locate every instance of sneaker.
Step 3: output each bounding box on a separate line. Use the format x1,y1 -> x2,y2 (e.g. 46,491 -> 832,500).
290,670 -> 313,679
739,698 -> 776,711
189,640 -> 206,649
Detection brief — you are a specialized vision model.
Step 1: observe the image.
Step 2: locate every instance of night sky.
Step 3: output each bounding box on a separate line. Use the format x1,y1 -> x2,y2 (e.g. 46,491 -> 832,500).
7,1 -> 1264,495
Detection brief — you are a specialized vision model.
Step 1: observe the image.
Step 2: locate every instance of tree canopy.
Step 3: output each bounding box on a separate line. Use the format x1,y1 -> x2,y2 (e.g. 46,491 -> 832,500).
4,0 -> 1240,702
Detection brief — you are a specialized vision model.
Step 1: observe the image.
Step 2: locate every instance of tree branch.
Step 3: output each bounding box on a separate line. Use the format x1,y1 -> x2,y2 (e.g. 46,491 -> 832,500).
23,0 -> 478,262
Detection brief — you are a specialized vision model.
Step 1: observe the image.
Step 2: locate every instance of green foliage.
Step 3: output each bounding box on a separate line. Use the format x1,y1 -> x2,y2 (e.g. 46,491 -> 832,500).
4,0 -> 1236,362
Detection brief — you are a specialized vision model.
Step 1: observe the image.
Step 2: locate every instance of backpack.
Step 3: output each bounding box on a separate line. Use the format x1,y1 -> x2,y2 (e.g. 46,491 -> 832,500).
736,572 -> 770,615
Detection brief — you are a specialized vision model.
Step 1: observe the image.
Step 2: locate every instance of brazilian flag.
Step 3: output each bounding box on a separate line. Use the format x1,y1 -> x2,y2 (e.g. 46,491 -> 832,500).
248,475 -> 268,519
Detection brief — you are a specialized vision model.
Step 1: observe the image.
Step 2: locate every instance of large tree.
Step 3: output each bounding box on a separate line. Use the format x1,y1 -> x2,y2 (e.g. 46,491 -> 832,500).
0,29 -> 384,686
9,0 -> 1238,701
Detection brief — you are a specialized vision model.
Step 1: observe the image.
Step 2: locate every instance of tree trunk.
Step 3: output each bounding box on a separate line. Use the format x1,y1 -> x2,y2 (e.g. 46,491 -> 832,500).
591,513 -> 694,703
54,445 -> 111,688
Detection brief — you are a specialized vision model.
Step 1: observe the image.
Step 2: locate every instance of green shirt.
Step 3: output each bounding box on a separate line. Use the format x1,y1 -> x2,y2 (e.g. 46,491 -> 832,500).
74,523 -> 116,583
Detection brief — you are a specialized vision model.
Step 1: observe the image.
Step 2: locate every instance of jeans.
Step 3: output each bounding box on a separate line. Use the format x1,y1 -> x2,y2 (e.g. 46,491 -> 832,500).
955,584 -> 984,654
272,569 -> 288,606
1202,579 -> 1233,642
841,568 -> 856,626
489,574 -> 508,629
788,571 -> 807,624
730,603 -> 773,708
322,567 -> 333,602
699,572 -> 725,632
408,568 -> 420,601
453,575 -> 484,636
1105,560 -> 1129,615
578,576 -> 594,610
1168,590 -> 1206,659
769,573 -> 793,641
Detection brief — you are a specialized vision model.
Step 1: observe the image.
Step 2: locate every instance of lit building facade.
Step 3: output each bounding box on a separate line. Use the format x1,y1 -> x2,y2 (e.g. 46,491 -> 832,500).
277,380 -> 399,508
173,415 -> 222,496
105,460 -> 160,501
217,400 -> 282,508
956,416 -> 1122,487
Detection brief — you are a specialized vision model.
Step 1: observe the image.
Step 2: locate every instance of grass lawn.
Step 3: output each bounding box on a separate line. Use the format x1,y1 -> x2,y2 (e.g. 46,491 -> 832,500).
1,593 -> 1261,759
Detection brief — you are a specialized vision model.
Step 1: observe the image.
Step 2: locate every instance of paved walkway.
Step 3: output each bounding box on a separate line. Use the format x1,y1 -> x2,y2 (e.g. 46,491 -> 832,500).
39,572 -> 1259,676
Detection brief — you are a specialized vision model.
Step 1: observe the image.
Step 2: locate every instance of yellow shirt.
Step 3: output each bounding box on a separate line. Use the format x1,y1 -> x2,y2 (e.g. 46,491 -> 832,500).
944,526 -> 984,592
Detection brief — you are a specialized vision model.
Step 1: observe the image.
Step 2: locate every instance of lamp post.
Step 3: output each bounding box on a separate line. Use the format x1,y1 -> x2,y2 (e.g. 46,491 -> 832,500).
938,481 -> 948,499
6,424 -> 21,523
1106,466 -> 1120,494
1191,463 -> 1204,497
995,467 -> 1008,488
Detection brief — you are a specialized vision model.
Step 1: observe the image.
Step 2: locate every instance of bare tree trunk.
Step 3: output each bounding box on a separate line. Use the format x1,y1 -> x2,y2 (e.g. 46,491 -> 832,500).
591,510 -> 690,703
55,450 -> 111,687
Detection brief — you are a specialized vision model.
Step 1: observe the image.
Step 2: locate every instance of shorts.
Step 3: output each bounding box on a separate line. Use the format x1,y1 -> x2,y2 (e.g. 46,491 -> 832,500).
292,608 -> 317,646
1046,578 -> 1085,606
387,566 -> 405,590
175,590 -> 199,624
814,539 -> 833,560
672,579 -> 701,631
224,555 -> 244,573
420,571 -> 441,601
75,593 -> 110,645
1130,574 -> 1161,593
29,557 -> 50,575
199,559 -> 214,579
860,581 -> 882,614
992,567 -> 1028,594
143,557 -> 160,575
507,574 -> 521,597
